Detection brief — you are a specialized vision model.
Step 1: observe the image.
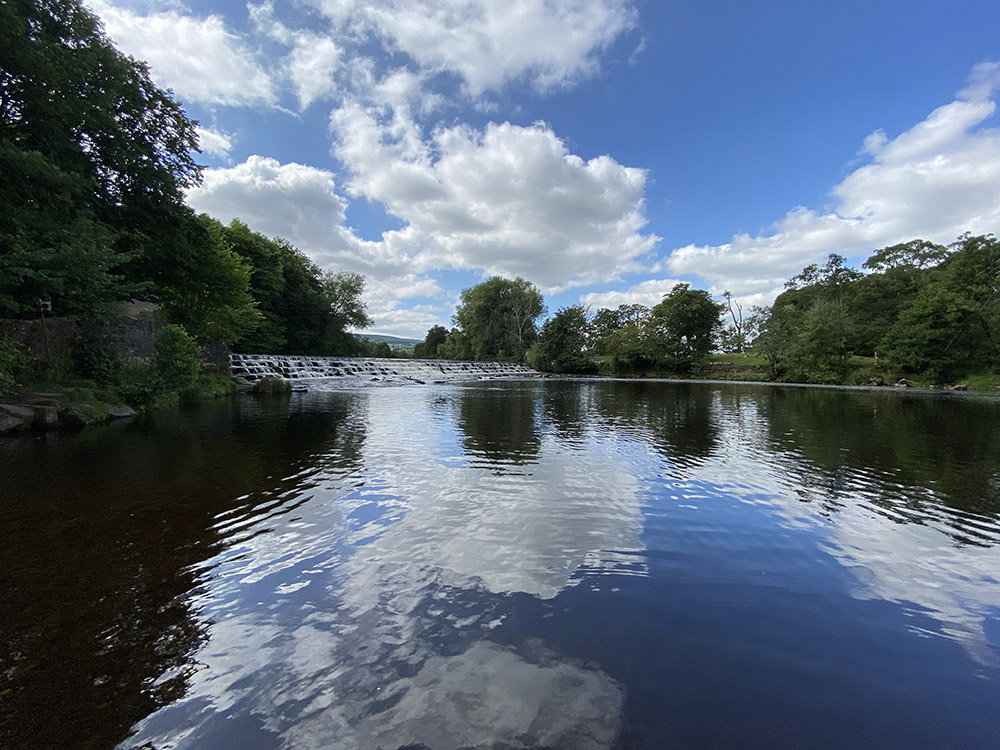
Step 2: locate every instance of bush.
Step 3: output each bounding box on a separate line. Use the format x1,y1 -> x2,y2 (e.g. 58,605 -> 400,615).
154,324 -> 203,389
73,336 -> 123,386
0,334 -> 29,394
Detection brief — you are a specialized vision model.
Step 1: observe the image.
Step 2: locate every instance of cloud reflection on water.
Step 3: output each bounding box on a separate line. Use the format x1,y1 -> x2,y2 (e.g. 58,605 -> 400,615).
125,383 -> 644,749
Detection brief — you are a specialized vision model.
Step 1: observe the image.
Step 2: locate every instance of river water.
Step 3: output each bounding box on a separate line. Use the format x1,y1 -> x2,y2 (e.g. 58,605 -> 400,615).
2,379 -> 999,749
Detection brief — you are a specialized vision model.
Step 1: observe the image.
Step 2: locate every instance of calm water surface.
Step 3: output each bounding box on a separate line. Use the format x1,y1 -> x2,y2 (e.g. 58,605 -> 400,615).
2,380 -> 999,749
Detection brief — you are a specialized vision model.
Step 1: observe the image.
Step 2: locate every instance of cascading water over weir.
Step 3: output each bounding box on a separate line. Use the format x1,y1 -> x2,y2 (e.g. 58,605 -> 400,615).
230,354 -> 539,387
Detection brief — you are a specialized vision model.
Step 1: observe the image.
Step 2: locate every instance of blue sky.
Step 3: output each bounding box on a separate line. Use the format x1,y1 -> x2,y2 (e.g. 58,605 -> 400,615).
87,0 -> 1000,338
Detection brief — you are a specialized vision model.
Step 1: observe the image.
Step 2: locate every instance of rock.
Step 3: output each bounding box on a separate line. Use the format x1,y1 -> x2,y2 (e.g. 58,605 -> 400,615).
30,405 -> 59,426
896,378 -> 914,388
59,402 -> 111,429
0,412 -> 24,433
0,404 -> 35,421
0,404 -> 37,432
251,375 -> 291,394
867,376 -> 885,386
106,404 -> 138,419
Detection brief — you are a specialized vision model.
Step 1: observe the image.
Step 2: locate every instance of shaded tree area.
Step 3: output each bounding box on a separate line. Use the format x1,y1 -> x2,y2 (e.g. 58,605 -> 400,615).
528,305 -> 596,373
755,234 -> 1000,383
0,0 -> 371,363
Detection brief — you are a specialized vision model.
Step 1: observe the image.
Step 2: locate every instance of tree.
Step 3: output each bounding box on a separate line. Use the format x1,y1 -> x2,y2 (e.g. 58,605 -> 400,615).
154,215 -> 261,344
881,286 -> 985,381
528,305 -> 596,373
414,325 -> 449,358
719,291 -> 749,353
453,277 -> 545,361
880,234 -> 1000,380
321,270 -> 372,354
862,239 -> 950,273
1,0 -> 201,316
590,304 -> 650,356
649,283 -> 724,370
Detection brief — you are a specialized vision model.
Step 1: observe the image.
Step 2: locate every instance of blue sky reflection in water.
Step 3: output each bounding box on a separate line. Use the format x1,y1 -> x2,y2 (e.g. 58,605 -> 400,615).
2,381 -> 1000,748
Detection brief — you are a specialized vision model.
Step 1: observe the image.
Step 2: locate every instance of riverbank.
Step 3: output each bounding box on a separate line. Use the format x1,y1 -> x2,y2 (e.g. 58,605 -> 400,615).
0,373 -> 239,435
594,352 -> 1000,391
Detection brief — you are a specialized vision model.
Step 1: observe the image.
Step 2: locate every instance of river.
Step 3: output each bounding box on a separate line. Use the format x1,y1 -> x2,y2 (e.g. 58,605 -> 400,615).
2,379 -> 999,748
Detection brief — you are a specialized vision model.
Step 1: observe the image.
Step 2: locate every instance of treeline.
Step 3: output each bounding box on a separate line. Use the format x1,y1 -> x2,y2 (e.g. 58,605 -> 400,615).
759,234 -> 1000,383
415,233 -> 999,385
0,0 -> 370,359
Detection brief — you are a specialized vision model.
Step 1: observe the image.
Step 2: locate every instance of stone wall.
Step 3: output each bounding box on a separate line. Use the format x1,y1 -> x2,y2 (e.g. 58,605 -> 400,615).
0,318 -> 79,363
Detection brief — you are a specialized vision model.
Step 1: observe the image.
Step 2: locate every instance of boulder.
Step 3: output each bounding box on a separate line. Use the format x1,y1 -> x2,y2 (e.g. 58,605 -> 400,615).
106,404 -> 138,419
58,402 -> 111,429
0,412 -> 24,433
30,405 -> 59,426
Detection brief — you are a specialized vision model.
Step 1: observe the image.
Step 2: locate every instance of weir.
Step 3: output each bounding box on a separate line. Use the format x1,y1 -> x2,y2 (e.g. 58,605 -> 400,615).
229,353 -> 539,385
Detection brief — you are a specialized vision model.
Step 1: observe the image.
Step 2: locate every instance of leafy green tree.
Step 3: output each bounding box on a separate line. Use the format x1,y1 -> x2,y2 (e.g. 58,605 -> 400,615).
153,324 -> 203,389
437,328 -> 473,360
590,304 -> 650,355
1,0 -> 201,316
320,271 -> 373,354
880,234 -> 1000,380
154,215 -> 261,345
414,325 -> 449,358
218,219 -> 289,352
528,305 -> 596,373
453,277 -> 545,361
862,239 -> 950,274
649,283 -> 724,370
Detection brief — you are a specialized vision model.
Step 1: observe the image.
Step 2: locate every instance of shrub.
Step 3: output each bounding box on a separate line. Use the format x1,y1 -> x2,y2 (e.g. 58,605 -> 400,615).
0,334 -> 29,394
154,324 -> 203,390
73,336 -> 123,386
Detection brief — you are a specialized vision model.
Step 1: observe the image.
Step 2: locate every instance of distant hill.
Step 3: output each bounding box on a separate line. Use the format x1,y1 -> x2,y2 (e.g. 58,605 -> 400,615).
358,333 -> 421,351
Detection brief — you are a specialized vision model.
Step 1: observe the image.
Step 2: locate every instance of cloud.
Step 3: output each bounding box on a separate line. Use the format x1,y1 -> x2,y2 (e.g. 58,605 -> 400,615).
195,126 -> 234,159
666,60 -> 1000,304
186,155 -> 350,243
579,278 -> 686,311
309,0 -> 637,97
185,155 -> 452,336
88,0 -> 277,107
249,1 -> 343,109
330,104 -> 659,293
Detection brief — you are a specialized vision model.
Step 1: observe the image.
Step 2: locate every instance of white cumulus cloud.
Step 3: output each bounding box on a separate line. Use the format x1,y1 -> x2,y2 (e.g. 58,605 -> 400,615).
667,60 -> 1000,305
579,278 -> 686,311
330,103 -> 659,293
196,126 -> 234,159
309,0 -> 637,96
185,155 -> 451,335
88,0 -> 278,107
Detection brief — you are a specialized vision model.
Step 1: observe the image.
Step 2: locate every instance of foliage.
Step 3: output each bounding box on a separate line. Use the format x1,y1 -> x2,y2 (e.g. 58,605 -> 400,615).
414,325 -> 449,358
437,328 -> 473,360
752,235 -> 1000,384
590,304 -> 650,356
1,0 -> 200,320
153,324 -> 203,390
72,335 -> 123,386
0,333 -> 29,394
528,305 -> 596,373
453,277 -> 545,361
649,283 -> 724,371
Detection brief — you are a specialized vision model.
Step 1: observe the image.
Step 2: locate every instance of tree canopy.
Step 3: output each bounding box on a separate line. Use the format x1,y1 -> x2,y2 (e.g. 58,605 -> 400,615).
1,0 -> 372,355
0,0 -> 201,319
453,277 -> 546,362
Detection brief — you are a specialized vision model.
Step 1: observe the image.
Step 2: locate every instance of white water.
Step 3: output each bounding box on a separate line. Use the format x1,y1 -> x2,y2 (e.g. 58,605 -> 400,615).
229,354 -> 538,384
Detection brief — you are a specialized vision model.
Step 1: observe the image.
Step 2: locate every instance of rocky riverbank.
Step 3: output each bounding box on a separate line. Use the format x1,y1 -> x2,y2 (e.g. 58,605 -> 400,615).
0,388 -> 137,433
